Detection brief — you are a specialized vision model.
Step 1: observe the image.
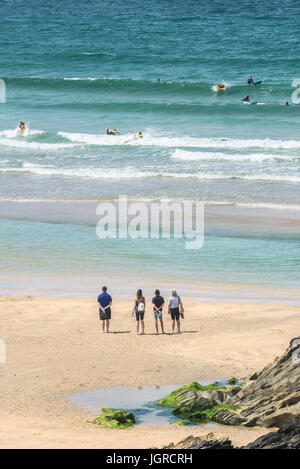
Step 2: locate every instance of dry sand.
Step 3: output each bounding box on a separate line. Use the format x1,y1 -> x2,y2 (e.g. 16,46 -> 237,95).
0,295 -> 299,448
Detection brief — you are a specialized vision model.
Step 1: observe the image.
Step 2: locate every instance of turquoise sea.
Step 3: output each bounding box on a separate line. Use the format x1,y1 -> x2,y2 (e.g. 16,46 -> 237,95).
0,0 -> 299,298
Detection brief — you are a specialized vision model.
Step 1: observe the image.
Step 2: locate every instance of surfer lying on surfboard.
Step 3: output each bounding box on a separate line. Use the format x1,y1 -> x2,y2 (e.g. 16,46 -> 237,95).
248,76 -> 262,85
106,128 -> 121,135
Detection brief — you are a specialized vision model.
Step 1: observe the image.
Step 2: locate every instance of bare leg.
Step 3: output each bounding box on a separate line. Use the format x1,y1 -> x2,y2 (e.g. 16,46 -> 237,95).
106,319 -> 110,333
136,320 -> 139,335
177,319 -> 180,333
160,318 -> 165,334
155,319 -> 159,334
101,320 -> 105,333
141,320 -> 145,335
172,319 -> 175,333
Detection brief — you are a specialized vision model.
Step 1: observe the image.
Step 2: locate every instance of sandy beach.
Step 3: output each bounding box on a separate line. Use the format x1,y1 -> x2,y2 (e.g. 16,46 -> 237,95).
0,295 -> 299,448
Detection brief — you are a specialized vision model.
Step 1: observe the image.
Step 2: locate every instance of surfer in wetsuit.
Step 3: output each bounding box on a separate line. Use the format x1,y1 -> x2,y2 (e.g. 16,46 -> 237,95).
248,76 -> 262,85
106,128 -> 120,135
242,96 -> 250,102
19,121 -> 25,132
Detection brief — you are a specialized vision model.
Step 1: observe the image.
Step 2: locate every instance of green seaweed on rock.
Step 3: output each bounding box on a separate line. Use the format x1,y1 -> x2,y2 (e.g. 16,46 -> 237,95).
227,377 -> 239,386
173,403 -> 239,424
88,408 -> 135,429
156,382 -> 240,426
156,381 -> 225,408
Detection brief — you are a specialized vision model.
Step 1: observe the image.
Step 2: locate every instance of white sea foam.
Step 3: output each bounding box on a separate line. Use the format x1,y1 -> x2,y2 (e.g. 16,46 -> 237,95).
58,131 -> 135,145
0,128 -> 79,150
1,162 -> 299,183
171,149 -> 299,162
1,163 -> 155,179
63,77 -> 97,81
0,128 -> 44,139
58,131 -> 300,150
0,139 -> 77,150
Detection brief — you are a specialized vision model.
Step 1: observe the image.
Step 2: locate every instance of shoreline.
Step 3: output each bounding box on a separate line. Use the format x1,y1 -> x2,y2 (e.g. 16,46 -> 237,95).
1,200 -> 299,296
1,274 -> 300,305
0,296 -> 298,448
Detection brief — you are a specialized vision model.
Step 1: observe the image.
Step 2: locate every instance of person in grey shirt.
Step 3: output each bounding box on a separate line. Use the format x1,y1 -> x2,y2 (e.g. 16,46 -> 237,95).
168,289 -> 183,334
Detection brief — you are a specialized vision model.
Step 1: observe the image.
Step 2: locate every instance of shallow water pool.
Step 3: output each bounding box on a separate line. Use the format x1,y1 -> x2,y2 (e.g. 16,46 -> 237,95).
65,381 -> 227,426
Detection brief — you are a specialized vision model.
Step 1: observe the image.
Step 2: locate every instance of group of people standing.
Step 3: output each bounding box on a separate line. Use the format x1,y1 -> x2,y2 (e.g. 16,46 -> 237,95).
97,286 -> 184,335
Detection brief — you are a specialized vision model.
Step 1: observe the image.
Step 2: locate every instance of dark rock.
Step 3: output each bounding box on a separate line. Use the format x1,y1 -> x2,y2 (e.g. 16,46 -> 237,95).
212,408 -> 245,425
229,337 -> 300,427
176,390 -> 198,407
196,390 -> 217,408
210,389 -> 227,403
225,386 -> 242,397
241,421 -> 300,449
163,434 -> 233,449
187,439 -> 233,449
163,422 -> 300,450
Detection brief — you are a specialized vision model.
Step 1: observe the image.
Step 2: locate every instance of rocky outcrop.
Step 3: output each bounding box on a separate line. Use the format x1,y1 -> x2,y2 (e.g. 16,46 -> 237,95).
163,433 -> 233,449
156,381 -> 242,425
157,338 -> 300,428
241,421 -> 300,449
229,337 -> 300,427
163,422 -> 300,449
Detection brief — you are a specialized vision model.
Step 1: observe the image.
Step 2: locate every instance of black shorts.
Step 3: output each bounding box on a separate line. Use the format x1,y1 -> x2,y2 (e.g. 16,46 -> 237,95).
99,308 -> 111,320
135,312 -> 145,321
170,307 -> 180,321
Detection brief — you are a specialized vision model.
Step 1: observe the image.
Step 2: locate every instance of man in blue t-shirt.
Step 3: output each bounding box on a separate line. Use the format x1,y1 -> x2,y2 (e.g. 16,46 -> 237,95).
97,286 -> 112,333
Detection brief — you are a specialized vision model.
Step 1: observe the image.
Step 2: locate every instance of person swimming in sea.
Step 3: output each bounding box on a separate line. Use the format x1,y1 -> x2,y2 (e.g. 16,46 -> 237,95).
242,96 -> 250,102
248,76 -> 254,85
134,132 -> 143,139
106,128 -> 121,135
19,121 -> 25,132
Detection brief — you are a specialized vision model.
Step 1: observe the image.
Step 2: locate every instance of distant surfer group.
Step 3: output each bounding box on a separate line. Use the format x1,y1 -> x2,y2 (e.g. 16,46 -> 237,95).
17,75 -> 290,135
215,76 -> 290,106
17,121 -> 143,139
216,75 -> 262,91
